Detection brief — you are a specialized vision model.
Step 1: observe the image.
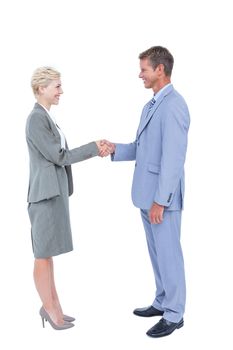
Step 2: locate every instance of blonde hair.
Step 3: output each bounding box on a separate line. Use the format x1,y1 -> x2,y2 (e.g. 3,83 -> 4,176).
31,66 -> 60,95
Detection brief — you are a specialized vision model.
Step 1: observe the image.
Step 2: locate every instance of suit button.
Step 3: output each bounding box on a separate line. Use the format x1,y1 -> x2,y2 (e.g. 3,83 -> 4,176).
135,163 -> 137,167
137,142 -> 140,146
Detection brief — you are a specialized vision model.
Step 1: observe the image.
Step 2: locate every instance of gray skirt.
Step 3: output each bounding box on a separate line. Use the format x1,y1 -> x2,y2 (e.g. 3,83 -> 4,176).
28,167 -> 73,258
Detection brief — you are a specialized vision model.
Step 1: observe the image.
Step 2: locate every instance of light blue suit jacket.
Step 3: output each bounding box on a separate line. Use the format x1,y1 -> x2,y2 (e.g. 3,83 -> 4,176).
112,84 -> 190,210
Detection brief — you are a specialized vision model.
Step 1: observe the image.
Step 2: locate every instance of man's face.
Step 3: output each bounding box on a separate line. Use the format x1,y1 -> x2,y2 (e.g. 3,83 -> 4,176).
139,58 -> 159,90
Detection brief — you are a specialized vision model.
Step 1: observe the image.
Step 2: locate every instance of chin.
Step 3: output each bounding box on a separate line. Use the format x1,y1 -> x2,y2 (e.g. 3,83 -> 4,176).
144,82 -> 151,89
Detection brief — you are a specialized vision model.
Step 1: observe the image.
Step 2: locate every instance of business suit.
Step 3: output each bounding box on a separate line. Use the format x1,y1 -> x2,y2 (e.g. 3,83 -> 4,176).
112,84 -> 190,323
26,103 -> 98,258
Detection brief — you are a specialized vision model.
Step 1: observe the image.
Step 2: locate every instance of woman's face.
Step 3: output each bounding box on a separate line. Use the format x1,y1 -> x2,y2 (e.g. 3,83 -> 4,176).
39,79 -> 63,107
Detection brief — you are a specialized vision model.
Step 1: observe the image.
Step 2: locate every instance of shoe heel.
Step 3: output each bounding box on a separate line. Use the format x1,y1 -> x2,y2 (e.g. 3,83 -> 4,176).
39,307 -> 74,330
177,320 -> 184,329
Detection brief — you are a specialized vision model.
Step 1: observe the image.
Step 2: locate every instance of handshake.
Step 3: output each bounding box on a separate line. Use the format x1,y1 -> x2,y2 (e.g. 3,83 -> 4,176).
96,140 -> 116,157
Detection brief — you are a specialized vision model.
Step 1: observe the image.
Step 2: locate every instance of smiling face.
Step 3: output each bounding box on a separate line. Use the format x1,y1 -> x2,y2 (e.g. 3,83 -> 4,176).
139,58 -> 170,93
37,79 -> 63,110
139,58 -> 160,92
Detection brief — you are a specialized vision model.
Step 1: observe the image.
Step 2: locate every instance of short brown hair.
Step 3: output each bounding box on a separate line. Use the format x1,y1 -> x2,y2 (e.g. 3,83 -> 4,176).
139,46 -> 174,76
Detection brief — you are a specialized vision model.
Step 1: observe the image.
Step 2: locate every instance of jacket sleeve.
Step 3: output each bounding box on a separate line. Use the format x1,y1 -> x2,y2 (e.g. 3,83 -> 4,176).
111,141 -> 137,161
27,112 -> 99,166
154,101 -> 190,207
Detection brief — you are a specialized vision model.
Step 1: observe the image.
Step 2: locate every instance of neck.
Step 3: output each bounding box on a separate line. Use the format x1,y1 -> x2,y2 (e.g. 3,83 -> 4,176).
152,77 -> 171,94
36,97 -> 51,111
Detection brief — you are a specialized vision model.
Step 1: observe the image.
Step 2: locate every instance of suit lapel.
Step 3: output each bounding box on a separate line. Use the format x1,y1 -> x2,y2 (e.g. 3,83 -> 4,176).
34,103 -> 60,138
137,85 -> 174,138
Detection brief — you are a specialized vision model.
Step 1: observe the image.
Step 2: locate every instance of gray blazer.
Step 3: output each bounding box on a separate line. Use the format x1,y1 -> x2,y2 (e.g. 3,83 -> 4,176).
26,103 -> 98,203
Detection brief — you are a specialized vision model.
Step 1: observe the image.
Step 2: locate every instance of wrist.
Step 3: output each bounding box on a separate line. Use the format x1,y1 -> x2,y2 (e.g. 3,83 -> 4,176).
153,202 -> 164,208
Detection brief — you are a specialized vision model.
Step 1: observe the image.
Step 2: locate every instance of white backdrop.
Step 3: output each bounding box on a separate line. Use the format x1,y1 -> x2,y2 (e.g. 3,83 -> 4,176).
1,0 -> 232,348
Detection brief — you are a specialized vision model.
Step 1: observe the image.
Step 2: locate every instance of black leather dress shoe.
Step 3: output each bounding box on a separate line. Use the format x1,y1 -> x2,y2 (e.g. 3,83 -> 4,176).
146,317 -> 184,338
133,306 -> 164,317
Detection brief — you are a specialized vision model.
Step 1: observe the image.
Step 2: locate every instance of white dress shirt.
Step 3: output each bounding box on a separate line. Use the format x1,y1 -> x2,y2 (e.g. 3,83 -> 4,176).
153,83 -> 172,102
39,104 -> 66,149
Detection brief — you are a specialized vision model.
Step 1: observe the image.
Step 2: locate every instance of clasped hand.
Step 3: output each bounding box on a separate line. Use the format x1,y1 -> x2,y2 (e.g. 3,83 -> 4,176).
96,139 -> 116,157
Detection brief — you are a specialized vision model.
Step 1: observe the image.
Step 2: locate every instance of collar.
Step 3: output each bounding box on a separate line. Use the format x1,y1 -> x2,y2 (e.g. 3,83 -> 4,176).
153,83 -> 172,101
37,103 -> 57,124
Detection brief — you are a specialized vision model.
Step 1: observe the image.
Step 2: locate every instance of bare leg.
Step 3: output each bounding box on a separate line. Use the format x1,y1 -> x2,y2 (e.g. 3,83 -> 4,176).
33,258 -> 64,325
50,258 -> 64,317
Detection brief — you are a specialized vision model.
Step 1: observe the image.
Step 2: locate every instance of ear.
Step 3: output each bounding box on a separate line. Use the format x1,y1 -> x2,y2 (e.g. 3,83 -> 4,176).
38,85 -> 46,95
156,64 -> 165,75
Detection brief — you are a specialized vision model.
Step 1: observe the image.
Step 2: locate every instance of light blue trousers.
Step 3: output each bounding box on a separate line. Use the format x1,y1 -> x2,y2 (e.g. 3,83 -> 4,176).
140,209 -> 186,323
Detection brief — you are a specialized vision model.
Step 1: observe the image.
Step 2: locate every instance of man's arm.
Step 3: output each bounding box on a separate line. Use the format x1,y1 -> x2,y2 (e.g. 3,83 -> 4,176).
154,101 -> 190,207
100,139 -> 137,161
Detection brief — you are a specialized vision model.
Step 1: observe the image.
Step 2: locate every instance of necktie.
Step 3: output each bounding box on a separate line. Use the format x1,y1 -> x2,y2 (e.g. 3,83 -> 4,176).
148,97 -> 156,110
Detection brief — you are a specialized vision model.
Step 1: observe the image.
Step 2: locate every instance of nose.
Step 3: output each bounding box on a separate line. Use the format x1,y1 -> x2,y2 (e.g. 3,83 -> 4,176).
60,88 -> 64,94
139,72 -> 143,78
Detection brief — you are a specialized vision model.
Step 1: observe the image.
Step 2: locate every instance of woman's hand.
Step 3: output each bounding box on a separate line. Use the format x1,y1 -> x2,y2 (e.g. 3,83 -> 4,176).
96,140 -> 116,157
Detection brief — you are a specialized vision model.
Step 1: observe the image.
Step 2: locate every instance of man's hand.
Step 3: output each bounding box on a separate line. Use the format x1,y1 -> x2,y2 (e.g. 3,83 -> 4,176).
100,139 -> 116,154
149,202 -> 164,224
96,140 -> 116,157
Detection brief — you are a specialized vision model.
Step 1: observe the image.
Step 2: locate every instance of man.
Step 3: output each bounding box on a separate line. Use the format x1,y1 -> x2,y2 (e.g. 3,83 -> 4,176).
104,46 -> 190,338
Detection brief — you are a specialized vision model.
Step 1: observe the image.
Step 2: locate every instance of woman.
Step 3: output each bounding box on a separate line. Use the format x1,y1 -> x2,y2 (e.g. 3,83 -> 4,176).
26,67 -> 109,330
